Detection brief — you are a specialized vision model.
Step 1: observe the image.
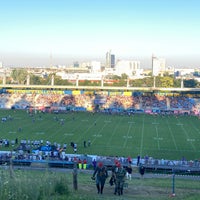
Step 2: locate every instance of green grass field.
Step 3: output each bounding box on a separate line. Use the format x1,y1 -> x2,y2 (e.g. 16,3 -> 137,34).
0,109 -> 200,161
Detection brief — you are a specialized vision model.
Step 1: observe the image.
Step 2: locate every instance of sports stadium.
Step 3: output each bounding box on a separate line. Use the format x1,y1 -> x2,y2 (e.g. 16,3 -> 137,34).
0,84 -> 200,166
0,84 -> 200,199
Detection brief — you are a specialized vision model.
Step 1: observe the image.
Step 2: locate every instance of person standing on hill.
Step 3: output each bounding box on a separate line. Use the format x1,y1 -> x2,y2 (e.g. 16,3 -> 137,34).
126,164 -> 132,180
91,162 -> 108,194
139,163 -> 145,178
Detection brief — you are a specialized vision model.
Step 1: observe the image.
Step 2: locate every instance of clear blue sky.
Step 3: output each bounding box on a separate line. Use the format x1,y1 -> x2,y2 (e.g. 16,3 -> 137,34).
0,0 -> 200,67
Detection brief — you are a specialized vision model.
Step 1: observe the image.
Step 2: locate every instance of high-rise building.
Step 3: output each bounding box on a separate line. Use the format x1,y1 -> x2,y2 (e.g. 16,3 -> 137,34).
106,50 -> 115,68
152,55 -> 166,76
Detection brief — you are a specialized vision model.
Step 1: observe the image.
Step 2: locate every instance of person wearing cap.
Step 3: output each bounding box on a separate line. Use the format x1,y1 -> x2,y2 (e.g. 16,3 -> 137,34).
113,162 -> 126,196
91,162 -> 108,194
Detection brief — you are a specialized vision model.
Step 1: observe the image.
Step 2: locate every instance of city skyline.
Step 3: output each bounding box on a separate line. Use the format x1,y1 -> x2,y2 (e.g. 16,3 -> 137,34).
0,0 -> 200,68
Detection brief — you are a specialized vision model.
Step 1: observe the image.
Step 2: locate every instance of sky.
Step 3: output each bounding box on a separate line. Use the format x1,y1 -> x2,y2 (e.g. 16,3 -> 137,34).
0,0 -> 200,68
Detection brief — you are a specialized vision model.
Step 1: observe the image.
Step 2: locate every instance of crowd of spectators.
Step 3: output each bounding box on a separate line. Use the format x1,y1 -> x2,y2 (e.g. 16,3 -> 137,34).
0,92 -> 199,114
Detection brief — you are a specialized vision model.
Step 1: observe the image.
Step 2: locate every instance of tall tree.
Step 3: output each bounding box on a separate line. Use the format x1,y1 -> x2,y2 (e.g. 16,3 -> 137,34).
11,69 -> 28,84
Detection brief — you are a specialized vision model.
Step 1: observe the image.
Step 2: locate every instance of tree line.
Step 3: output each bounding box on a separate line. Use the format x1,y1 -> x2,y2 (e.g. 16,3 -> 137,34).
2,69 -> 200,88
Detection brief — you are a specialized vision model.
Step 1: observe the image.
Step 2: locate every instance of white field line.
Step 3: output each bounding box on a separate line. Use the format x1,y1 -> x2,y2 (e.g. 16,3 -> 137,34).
187,119 -> 200,136
123,122 -> 133,148
155,125 -> 160,150
47,114 -> 82,141
139,115 -> 145,157
176,117 -> 196,151
166,119 -> 178,150
91,123 -> 107,144
106,117 -> 123,147
76,114 -> 102,143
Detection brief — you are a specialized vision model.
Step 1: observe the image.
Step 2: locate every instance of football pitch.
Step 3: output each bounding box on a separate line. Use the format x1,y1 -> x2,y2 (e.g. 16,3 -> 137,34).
0,109 -> 200,161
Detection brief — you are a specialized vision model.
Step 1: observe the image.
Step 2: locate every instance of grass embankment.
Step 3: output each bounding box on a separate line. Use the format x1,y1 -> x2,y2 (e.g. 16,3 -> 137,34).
0,167 -> 200,200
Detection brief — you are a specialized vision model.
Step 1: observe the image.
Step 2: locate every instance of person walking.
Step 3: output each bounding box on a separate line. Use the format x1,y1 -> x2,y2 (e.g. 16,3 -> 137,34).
91,162 -> 108,194
113,162 -> 126,196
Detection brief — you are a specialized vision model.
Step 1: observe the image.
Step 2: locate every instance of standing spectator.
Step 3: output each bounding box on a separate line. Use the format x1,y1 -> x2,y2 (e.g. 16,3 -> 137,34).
92,159 -> 97,170
139,164 -> 145,178
127,156 -> 132,164
91,162 -> 108,194
83,159 -> 87,170
126,164 -> 132,180
74,143 -> 77,153
84,140 -> 86,148
78,159 -> 82,169
137,155 -> 141,166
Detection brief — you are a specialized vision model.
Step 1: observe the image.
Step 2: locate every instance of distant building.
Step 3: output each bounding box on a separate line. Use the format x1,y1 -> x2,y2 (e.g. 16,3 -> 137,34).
0,62 -> 2,68
73,61 -> 79,68
115,60 -> 141,77
80,61 -> 101,73
106,50 -> 115,68
152,55 -> 166,76
90,61 -> 101,72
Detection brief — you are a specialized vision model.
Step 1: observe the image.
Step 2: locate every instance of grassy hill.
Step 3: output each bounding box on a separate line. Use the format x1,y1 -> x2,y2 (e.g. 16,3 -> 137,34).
0,166 -> 200,200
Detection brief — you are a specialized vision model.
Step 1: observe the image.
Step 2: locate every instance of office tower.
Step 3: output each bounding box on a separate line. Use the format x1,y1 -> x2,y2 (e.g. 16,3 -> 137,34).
152,55 -> 166,76
106,50 -> 115,68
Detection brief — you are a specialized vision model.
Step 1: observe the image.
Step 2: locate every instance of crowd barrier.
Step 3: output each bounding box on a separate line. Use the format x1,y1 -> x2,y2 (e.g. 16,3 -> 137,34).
1,152 -> 200,175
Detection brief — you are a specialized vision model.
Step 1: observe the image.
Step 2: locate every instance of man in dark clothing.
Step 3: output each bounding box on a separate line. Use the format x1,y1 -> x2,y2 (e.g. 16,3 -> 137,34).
83,140 -> 86,148
137,155 -> 141,166
126,164 -> 132,180
139,164 -> 145,178
91,162 -> 108,194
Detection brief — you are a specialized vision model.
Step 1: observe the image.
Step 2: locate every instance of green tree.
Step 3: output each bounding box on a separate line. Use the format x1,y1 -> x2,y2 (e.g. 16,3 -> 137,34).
174,79 -> 181,88
156,76 -> 174,88
183,79 -> 198,88
130,77 -> 153,87
11,69 -> 28,84
30,75 -> 42,85
54,76 -> 72,85
121,73 -> 128,79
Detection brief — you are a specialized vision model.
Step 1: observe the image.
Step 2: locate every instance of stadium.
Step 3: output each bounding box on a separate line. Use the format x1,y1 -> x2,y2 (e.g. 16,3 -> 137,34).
0,84 -> 200,199
0,84 -> 200,168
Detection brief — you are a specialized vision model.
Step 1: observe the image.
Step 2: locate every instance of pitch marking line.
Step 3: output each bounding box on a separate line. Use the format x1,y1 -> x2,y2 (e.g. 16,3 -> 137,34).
123,136 -> 133,139
81,119 -> 88,122
64,133 -> 74,136
187,139 -> 195,142
93,134 -> 102,137
153,137 -> 163,141
35,132 -> 45,135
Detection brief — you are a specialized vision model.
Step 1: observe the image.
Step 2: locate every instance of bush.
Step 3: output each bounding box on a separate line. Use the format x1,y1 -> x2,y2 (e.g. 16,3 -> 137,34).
54,177 -> 69,195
